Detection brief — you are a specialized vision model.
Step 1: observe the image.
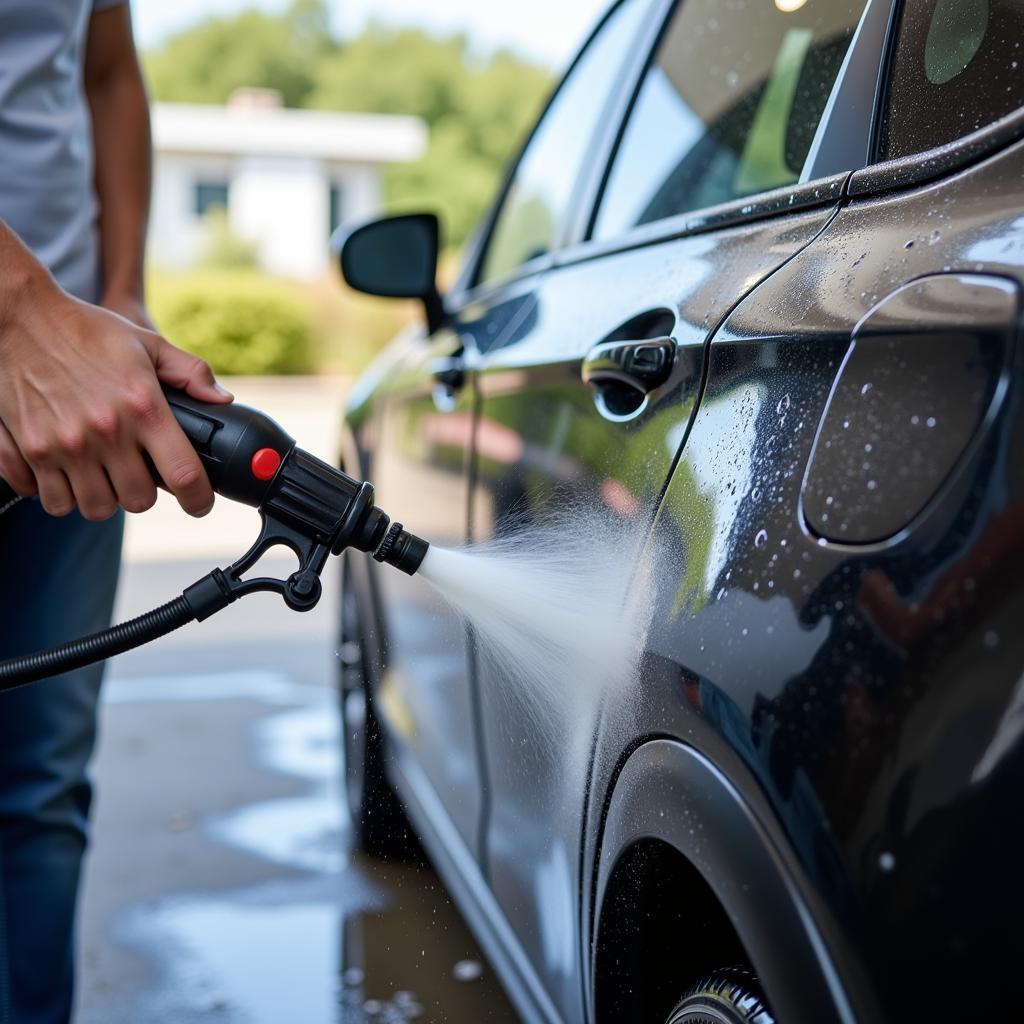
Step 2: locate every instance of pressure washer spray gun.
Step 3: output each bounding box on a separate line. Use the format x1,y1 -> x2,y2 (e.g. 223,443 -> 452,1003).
0,390 -> 429,690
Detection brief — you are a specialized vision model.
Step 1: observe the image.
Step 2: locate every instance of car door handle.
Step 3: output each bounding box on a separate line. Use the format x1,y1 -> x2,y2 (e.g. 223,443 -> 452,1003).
429,355 -> 466,391
428,355 -> 466,412
582,337 -> 677,395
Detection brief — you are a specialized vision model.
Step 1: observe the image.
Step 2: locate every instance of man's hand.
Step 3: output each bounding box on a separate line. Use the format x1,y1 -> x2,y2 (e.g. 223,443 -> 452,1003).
0,269 -> 232,521
0,4 -> 234,524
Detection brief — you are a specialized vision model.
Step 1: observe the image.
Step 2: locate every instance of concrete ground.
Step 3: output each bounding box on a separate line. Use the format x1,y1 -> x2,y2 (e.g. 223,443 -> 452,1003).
76,378 -> 518,1023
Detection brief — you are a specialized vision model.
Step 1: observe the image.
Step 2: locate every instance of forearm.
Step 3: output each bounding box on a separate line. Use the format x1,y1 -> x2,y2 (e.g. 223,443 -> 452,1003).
85,5 -> 152,307
0,6 -> 228,521
0,220 -> 61,334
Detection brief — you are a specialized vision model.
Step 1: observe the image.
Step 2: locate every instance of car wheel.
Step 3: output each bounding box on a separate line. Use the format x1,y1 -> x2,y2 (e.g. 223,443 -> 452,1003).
339,552 -> 414,858
666,969 -> 775,1024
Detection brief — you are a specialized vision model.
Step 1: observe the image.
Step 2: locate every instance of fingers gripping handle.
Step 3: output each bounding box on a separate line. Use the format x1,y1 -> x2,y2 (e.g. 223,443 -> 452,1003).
161,388 -> 296,507
0,390 -> 296,515
0,390 -> 428,575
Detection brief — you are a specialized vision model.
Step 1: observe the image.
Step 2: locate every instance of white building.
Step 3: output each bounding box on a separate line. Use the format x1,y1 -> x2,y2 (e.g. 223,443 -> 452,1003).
149,89 -> 427,279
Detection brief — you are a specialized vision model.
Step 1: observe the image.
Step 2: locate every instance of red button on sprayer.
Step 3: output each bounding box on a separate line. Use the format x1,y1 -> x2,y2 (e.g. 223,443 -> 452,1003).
251,448 -> 281,481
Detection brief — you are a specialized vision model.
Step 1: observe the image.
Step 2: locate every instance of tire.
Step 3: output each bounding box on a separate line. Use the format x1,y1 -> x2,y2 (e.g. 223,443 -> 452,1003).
339,552 -> 415,858
666,969 -> 775,1024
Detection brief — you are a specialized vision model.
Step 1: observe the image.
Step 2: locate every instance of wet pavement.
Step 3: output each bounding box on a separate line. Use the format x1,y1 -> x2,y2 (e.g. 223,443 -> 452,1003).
78,556 -> 519,1024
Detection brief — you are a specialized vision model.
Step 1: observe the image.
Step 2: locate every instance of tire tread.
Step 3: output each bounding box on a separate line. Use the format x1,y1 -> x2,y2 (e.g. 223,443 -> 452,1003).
667,968 -> 775,1024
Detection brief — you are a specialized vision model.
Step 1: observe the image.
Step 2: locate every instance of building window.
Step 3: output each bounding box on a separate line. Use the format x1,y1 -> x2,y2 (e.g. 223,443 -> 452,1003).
328,184 -> 344,236
194,181 -> 229,217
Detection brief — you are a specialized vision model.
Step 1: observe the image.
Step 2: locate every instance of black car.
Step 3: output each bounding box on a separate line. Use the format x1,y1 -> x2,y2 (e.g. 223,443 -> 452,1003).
334,1 -> 1024,1021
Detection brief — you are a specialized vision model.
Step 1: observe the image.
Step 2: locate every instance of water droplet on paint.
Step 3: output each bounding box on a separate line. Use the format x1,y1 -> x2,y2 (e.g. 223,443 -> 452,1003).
454,960 -> 483,983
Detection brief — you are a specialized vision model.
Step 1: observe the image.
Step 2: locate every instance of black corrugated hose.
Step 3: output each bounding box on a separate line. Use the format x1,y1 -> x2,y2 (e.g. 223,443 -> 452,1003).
0,597 -> 195,692
0,482 -> 223,691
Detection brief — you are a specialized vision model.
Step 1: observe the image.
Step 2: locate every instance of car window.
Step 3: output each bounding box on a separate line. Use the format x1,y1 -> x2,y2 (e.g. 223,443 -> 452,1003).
592,0 -> 869,240
879,0 -> 1024,161
476,0 -> 646,287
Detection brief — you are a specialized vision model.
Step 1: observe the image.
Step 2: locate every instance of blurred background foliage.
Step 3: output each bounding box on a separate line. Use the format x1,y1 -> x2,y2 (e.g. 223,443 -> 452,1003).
196,209 -> 260,271
149,264 -> 415,376
145,1 -> 551,244
144,0 -> 553,375
144,0 -> 552,376
149,271 -> 316,375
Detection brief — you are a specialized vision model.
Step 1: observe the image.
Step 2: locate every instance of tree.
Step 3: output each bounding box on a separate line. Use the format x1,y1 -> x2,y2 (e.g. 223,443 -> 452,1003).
143,0 -> 332,108
144,9 -> 554,247
308,28 -> 552,245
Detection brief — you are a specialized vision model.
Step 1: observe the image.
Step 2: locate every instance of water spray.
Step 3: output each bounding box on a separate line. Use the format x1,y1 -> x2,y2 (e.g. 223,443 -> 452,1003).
0,389 -> 428,690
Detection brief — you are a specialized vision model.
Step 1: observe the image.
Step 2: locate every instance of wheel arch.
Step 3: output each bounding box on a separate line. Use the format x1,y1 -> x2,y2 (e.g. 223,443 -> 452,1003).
591,739 -> 866,1024
593,836 -> 753,1023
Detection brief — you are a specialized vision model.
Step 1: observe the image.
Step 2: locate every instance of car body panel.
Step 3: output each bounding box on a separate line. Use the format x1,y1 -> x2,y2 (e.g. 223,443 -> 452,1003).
470,205 -> 842,1023
585,137 -> 1024,1022
368,290 -> 536,853
341,3 -> 1024,1020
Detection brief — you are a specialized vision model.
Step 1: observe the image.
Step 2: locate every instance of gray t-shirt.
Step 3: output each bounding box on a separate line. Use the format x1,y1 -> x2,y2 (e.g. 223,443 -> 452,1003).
0,0 -> 127,301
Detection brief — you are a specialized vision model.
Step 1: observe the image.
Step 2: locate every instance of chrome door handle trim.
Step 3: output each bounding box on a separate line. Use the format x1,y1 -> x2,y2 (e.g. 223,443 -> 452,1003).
581,336 -> 677,394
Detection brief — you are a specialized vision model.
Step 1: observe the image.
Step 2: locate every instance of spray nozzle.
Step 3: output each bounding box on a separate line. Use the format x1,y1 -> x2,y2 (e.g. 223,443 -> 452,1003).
157,388 -> 429,584
372,521 -> 429,575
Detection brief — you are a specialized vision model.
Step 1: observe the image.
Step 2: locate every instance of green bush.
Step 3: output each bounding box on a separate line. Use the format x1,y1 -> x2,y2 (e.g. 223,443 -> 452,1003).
149,271 -> 315,375
197,209 -> 260,270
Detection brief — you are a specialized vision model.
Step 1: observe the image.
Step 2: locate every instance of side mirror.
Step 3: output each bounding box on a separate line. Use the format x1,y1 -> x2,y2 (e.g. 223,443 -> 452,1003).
334,213 -> 444,333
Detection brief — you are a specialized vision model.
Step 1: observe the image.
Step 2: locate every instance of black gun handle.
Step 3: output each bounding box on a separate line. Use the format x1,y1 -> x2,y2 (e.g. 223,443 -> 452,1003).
162,388 -> 296,508
0,389 -> 367,539
0,390 -> 297,517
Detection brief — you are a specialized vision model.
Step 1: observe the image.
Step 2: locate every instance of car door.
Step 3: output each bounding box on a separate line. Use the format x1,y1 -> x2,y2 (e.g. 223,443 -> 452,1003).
366,0 -> 652,881
643,2 -> 1024,1019
465,0 -> 877,1020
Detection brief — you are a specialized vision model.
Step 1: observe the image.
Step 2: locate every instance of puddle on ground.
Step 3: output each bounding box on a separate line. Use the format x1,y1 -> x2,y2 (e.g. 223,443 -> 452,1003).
103,668 -> 322,706
208,704 -> 349,874
106,673 -> 518,1023
337,859 -> 511,1023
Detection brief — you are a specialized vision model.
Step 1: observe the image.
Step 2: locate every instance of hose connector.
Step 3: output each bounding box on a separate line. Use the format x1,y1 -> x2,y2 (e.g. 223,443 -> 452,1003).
372,521 -> 429,575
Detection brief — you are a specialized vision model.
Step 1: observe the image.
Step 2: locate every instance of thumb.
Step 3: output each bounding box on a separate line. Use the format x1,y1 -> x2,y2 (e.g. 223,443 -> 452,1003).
149,336 -> 233,404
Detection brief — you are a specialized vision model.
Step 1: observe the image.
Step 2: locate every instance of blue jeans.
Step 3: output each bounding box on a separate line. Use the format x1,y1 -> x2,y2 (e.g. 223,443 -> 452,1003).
0,499 -> 123,1024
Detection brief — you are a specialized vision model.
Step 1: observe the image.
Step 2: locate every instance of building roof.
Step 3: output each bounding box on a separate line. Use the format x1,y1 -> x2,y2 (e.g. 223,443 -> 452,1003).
152,102 -> 427,164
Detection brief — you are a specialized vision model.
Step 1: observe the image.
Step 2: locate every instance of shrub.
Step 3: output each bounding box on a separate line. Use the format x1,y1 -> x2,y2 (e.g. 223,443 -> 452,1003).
149,270 -> 315,375
297,274 -> 413,376
197,208 -> 260,270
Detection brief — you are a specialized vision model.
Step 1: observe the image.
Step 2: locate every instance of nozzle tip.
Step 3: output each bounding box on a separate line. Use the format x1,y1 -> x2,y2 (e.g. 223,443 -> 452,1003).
372,522 -> 429,575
